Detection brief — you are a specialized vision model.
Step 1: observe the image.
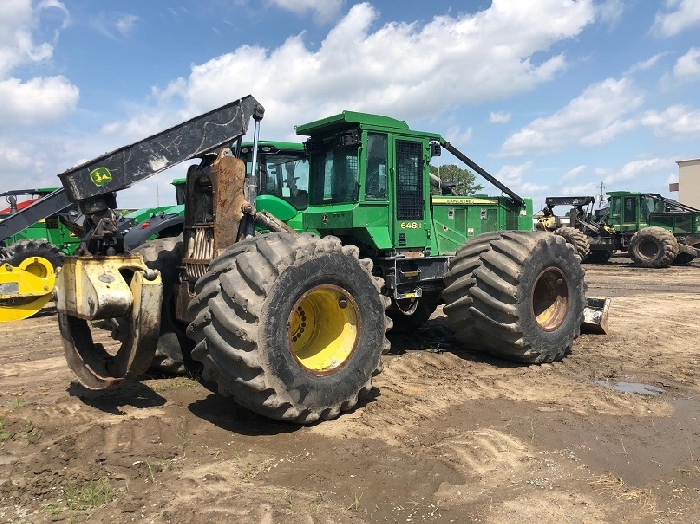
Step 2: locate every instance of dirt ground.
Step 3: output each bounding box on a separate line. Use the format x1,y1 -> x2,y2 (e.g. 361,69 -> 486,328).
1,256 -> 699,524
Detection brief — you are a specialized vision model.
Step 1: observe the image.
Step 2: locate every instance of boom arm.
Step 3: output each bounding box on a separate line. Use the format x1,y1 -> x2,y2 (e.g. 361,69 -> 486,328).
441,140 -> 524,206
57,95 -> 264,254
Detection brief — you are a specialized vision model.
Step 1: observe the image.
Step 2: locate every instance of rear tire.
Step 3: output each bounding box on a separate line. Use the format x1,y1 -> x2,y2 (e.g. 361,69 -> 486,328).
628,227 -> 679,268
442,231 -> 586,363
554,226 -> 590,260
131,236 -> 193,373
187,233 -> 390,424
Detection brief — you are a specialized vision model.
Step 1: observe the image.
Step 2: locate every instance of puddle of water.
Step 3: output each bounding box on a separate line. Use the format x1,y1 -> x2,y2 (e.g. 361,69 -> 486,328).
595,380 -> 666,396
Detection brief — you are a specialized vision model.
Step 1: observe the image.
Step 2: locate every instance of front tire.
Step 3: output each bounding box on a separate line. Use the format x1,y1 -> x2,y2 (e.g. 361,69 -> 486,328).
187,233 -> 390,424
442,231 -> 586,363
628,226 -> 679,268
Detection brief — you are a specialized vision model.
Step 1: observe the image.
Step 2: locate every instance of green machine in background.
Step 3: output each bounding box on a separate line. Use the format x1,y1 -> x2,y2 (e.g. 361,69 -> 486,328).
0,187 -> 81,258
539,191 -> 700,267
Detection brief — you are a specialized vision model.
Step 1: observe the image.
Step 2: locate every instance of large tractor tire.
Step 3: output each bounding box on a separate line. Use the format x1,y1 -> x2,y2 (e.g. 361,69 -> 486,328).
554,226 -> 590,260
442,231 -> 586,363
387,292 -> 441,333
187,233 -> 390,424
3,239 -> 64,270
628,226 -> 679,268
129,236 -> 194,373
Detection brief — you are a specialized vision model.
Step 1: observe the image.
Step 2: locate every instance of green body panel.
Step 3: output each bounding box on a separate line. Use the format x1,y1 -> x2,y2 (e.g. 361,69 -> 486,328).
431,195 -> 534,255
4,219 -> 81,255
256,194 -> 298,222
604,191 -> 700,235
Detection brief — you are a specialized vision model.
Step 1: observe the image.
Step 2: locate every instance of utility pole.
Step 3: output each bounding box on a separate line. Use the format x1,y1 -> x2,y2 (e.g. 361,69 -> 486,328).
156,182 -> 160,207
597,181 -> 606,208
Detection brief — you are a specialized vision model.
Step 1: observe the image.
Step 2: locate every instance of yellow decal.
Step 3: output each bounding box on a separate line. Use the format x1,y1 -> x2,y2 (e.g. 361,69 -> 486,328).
433,198 -> 497,205
90,167 -> 112,187
399,221 -> 421,229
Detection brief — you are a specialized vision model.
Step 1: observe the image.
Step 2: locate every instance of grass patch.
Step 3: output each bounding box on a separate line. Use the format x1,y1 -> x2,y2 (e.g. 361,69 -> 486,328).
65,478 -> 114,510
150,374 -> 200,392
347,491 -> 363,511
590,473 -> 656,511
0,418 -> 12,441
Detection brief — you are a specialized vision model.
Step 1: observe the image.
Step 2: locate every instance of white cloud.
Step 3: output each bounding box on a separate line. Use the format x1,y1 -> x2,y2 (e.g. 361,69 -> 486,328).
491,161 -> 547,197
652,0 -> 700,37
562,164 -> 587,182
673,47 -> 700,81
115,14 -> 138,36
105,1 -> 596,142
0,76 -> 78,125
641,105 -> 700,137
266,0 -> 344,24
499,77 -> 644,156
0,0 -> 69,77
91,12 -> 139,39
602,157 -> 677,185
597,0 -> 624,27
489,111 -> 511,123
0,0 -> 77,128
624,53 -> 666,75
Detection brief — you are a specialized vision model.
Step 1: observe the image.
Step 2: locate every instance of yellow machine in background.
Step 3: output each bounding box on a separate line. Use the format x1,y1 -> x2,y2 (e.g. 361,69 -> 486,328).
0,254 -> 56,322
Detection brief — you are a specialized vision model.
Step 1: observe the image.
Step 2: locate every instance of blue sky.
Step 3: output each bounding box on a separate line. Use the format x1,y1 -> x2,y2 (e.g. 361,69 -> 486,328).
0,0 -> 699,210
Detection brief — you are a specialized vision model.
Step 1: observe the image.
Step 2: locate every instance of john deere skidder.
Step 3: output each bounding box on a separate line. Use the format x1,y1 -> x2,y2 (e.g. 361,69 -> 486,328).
538,193 -> 700,267
37,95 -> 607,424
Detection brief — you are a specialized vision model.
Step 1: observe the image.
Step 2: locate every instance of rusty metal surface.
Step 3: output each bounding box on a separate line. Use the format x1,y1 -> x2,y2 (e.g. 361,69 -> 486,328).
211,150 -> 248,257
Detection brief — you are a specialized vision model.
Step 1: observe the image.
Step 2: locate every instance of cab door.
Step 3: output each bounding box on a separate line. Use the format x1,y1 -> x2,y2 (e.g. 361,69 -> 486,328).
392,138 -> 428,249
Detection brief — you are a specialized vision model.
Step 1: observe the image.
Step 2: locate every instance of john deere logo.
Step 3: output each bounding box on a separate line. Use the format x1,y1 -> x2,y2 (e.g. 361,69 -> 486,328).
90,167 -> 112,187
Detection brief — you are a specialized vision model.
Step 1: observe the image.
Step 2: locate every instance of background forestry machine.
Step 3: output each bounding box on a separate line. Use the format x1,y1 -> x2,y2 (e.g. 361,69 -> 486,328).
537,193 -> 700,267
50,95 -> 607,425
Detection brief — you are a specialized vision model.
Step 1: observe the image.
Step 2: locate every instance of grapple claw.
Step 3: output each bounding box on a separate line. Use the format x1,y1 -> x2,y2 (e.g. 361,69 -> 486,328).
57,257 -> 162,389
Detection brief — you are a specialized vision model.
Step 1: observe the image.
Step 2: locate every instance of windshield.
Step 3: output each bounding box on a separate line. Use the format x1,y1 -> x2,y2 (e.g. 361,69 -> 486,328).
246,151 -> 309,209
310,144 -> 360,205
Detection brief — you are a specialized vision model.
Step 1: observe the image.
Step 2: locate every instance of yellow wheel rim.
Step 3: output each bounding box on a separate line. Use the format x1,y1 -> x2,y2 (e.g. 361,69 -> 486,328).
531,267 -> 570,331
288,284 -> 359,374
22,256 -> 52,279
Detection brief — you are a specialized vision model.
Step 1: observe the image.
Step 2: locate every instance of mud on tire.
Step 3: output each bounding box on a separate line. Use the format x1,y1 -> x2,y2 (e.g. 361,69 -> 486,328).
131,235 -> 193,373
187,233 -> 390,424
554,226 -> 590,260
442,231 -> 586,363
628,226 -> 679,268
